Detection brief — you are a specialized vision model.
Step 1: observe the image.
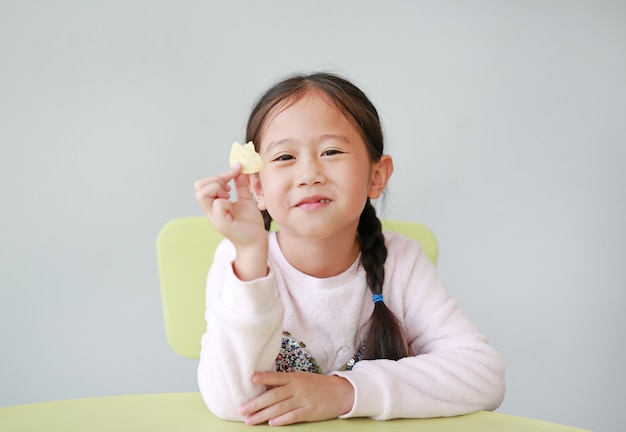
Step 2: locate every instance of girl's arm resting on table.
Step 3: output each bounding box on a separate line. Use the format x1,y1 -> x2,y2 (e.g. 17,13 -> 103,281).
197,240 -> 284,421
334,334 -> 505,420
334,243 -> 506,420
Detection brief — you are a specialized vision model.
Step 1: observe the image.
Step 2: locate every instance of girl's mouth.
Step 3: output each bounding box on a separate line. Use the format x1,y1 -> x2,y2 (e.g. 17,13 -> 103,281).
296,197 -> 332,210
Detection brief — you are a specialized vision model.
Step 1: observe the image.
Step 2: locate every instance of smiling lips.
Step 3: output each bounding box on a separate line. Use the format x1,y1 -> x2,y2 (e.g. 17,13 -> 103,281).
296,196 -> 332,210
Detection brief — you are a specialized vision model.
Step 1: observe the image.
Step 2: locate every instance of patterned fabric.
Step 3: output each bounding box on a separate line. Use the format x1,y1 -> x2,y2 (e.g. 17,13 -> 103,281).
341,346 -> 364,371
275,332 -> 322,373
275,331 -> 364,373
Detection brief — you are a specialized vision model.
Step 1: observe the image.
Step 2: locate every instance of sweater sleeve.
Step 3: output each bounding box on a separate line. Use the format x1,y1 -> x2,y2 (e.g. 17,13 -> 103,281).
333,236 -> 506,419
197,239 -> 284,421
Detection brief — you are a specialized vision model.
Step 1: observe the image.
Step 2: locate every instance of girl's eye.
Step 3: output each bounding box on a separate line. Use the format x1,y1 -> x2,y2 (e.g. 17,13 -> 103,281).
322,149 -> 343,156
273,154 -> 294,162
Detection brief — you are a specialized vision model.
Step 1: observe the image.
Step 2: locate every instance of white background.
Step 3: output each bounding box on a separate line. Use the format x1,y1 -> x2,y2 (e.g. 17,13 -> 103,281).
1,1 -> 624,431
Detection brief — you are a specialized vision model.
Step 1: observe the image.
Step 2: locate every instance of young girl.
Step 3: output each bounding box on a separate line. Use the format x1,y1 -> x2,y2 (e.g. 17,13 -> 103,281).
194,72 -> 505,426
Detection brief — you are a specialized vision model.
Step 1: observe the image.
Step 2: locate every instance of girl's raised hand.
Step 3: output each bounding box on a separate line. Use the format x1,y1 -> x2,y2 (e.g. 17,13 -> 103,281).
194,164 -> 268,278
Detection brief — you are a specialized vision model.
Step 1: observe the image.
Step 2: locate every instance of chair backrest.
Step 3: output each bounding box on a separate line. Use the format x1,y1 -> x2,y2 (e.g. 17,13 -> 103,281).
156,217 -> 438,359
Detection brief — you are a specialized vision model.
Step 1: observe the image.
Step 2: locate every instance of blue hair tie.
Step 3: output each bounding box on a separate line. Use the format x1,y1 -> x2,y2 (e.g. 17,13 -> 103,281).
373,294 -> 384,304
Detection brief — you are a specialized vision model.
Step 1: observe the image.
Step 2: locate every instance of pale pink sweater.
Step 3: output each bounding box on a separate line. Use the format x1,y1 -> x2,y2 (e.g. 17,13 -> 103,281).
197,231 -> 505,421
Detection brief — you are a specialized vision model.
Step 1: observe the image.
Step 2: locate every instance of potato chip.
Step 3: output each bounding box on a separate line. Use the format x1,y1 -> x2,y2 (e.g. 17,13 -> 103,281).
228,141 -> 264,174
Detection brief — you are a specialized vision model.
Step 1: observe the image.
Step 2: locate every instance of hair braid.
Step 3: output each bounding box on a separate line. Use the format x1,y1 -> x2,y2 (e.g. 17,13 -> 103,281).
261,209 -> 272,231
358,199 -> 410,361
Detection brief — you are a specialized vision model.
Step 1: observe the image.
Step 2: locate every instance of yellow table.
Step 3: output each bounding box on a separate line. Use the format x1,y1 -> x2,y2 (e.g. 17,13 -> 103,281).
0,392 -> 588,431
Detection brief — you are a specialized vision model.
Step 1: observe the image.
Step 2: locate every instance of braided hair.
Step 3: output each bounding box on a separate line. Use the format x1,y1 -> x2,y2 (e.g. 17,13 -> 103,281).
245,72 -> 410,361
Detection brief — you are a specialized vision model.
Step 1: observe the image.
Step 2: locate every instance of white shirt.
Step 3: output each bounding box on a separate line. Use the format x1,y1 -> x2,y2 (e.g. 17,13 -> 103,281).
198,231 -> 505,420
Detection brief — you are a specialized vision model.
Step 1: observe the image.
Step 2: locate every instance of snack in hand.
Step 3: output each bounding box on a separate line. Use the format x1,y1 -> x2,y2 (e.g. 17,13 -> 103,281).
229,141 -> 264,174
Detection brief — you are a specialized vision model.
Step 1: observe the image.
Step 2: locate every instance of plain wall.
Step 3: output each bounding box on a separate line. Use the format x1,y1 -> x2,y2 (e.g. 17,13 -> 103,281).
1,1 -> 624,431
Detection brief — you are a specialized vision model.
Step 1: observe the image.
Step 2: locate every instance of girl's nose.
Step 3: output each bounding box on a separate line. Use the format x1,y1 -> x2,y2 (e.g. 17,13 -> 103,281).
296,158 -> 326,186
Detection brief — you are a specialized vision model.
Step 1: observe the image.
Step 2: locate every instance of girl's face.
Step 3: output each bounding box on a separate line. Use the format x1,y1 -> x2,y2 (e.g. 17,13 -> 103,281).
250,91 -> 392,240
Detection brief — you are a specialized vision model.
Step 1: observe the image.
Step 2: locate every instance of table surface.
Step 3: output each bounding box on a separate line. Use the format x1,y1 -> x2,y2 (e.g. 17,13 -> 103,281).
0,392 -> 589,432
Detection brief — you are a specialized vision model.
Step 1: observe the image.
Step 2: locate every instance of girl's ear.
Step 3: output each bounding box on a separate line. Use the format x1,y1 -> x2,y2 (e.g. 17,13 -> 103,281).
368,154 -> 394,199
248,174 -> 267,210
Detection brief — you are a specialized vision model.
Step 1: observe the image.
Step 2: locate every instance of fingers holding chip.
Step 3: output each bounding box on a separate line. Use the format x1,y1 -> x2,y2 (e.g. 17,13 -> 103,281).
229,141 -> 264,174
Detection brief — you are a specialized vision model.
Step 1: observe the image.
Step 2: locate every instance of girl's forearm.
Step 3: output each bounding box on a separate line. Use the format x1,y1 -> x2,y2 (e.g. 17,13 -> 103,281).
233,240 -> 269,281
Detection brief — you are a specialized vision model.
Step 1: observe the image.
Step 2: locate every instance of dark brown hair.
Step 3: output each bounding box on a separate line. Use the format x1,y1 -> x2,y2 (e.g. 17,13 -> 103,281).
246,72 -> 410,361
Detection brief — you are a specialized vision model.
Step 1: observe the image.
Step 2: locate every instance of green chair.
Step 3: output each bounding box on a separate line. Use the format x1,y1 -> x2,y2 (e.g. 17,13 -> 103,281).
156,217 -> 438,359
